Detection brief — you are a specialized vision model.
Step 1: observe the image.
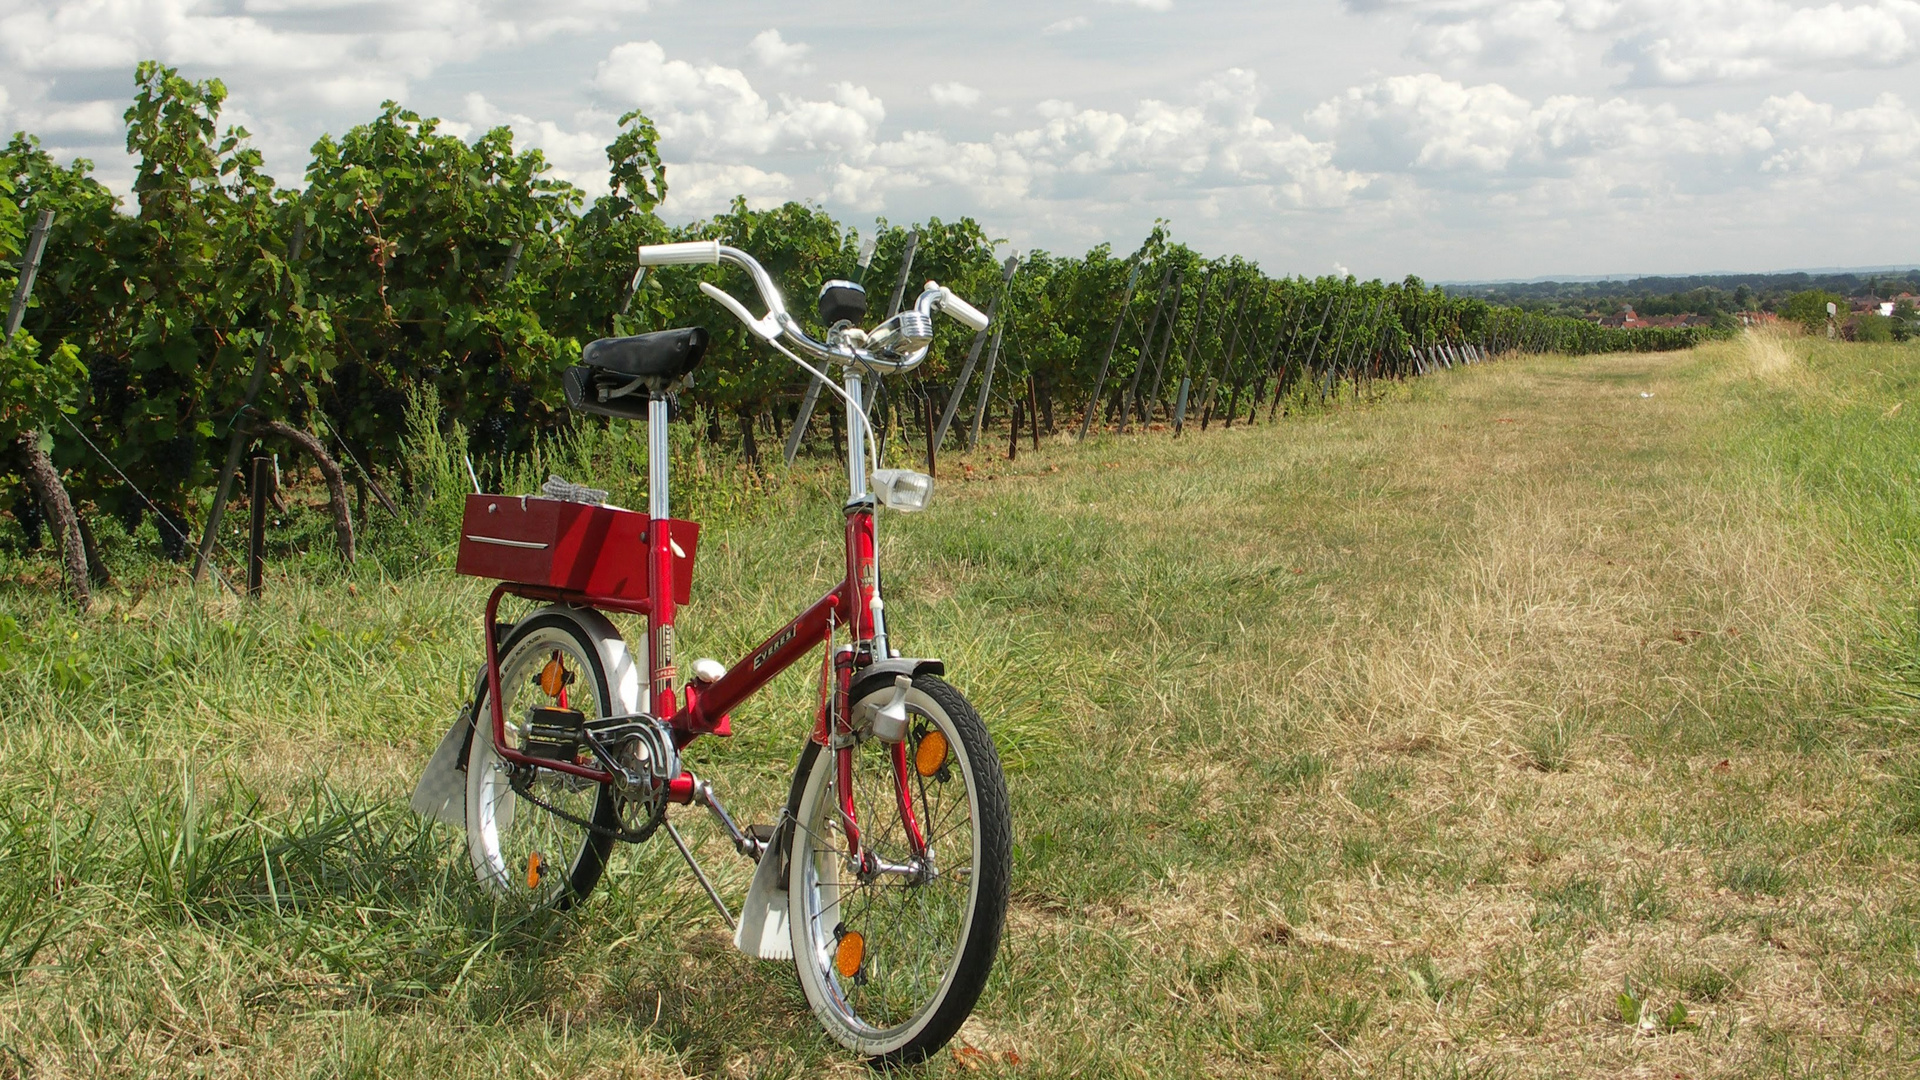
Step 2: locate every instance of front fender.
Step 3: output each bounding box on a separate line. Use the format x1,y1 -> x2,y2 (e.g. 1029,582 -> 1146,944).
848,657 -> 946,706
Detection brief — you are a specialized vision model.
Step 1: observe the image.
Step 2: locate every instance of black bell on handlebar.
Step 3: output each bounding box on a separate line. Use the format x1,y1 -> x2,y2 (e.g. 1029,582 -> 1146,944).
817,279 -> 867,326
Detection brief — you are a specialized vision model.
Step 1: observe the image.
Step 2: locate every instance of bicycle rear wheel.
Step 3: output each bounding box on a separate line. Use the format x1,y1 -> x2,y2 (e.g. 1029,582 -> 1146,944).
465,610 -> 630,909
786,674 -> 1010,1063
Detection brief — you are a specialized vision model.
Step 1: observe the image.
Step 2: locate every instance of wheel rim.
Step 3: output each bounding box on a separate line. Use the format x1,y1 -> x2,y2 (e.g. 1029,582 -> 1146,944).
470,625 -> 607,904
795,696 -> 982,1046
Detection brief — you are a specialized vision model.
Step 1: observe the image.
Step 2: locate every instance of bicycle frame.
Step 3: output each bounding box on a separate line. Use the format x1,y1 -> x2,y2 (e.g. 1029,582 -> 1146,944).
480,369 -> 922,857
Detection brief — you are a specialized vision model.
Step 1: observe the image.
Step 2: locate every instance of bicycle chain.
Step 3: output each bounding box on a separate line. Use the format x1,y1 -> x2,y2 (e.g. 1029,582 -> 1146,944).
510,767 -> 667,844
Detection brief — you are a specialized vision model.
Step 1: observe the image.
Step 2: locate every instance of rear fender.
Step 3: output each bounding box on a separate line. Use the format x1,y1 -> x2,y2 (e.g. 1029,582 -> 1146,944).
453,604 -> 644,768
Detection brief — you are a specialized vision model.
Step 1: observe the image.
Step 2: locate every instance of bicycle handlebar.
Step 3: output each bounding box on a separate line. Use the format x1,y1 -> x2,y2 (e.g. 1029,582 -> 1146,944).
938,292 -> 990,332
637,241 -> 722,266
639,241 -> 989,373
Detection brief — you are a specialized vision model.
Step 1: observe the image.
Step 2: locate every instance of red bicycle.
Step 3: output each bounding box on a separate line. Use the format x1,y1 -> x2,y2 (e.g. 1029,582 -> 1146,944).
409,241 -> 1010,1063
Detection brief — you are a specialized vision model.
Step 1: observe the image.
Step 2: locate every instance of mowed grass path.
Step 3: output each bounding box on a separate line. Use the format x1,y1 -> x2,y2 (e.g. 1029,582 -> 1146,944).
5,332 -> 1920,1077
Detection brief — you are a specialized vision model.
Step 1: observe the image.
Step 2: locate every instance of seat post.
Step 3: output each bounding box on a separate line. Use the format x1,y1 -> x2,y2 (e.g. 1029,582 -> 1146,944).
844,371 -> 867,504
648,394 -> 670,521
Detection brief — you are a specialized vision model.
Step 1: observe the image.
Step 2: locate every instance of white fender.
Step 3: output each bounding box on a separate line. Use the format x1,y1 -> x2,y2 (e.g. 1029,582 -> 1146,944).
734,828 -> 793,960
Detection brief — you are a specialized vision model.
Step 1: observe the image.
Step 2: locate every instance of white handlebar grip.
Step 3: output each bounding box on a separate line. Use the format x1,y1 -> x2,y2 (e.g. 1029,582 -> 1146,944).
637,241 -> 722,266
941,291 -> 990,332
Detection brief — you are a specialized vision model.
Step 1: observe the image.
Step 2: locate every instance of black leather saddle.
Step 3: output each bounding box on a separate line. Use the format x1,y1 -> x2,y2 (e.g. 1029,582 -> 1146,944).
582,327 -> 708,381
565,328 -> 709,420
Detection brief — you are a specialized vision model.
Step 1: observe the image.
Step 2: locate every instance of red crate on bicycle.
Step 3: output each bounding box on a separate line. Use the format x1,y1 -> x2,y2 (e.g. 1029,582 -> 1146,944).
454,493 -> 697,603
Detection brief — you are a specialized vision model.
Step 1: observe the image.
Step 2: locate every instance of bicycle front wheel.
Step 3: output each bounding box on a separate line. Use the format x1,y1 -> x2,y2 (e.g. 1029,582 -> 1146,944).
787,674 -> 1010,1064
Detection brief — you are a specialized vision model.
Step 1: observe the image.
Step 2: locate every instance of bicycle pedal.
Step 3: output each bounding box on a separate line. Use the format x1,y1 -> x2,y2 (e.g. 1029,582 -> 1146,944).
526,707 -> 587,761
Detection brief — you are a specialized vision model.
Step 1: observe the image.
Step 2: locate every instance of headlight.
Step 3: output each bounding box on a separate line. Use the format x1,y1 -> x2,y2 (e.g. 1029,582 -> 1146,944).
870,469 -> 934,512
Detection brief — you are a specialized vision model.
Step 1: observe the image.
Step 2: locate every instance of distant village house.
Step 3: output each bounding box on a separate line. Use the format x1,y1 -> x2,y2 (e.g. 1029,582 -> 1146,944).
1587,305 -> 1712,330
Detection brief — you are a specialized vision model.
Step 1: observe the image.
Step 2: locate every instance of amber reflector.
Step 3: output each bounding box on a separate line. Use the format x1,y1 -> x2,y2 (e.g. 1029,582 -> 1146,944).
526,851 -> 545,889
915,730 -> 949,777
540,653 -> 566,697
835,931 -> 865,979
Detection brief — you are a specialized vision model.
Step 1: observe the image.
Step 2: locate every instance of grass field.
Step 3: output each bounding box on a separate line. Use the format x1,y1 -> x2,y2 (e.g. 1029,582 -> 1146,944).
6,329 -> 1920,1078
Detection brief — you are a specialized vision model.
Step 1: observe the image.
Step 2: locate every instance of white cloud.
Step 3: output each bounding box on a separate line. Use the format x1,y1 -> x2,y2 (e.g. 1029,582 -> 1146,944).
1308,71 -> 1920,216
1360,0 -> 1920,84
929,82 -> 983,107
602,43 -> 1364,217
663,162 -> 795,217
1043,16 -> 1091,33
595,41 -> 883,154
747,29 -> 813,74
1105,0 -> 1174,10
0,0 -> 652,178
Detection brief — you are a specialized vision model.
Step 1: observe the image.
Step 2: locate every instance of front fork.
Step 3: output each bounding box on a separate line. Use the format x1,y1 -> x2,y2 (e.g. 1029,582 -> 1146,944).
821,645 -> 930,870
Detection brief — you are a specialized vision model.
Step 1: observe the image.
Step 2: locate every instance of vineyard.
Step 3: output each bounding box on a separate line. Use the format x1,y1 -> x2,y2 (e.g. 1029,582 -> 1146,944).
2,64 -> 1725,606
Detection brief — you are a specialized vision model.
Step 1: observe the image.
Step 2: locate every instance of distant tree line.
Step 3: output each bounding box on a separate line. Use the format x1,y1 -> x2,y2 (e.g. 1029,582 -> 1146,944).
1448,270 -> 1920,324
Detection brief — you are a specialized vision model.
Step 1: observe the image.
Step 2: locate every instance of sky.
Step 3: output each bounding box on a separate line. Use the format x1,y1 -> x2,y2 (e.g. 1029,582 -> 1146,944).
1,0 -> 1916,282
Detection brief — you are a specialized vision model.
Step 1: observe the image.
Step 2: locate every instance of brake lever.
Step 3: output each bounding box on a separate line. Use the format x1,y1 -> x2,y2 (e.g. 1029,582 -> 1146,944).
699,281 -> 781,342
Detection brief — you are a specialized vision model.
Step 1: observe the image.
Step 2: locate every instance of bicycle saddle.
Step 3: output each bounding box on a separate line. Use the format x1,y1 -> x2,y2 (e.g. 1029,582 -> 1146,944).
581,327 -> 709,381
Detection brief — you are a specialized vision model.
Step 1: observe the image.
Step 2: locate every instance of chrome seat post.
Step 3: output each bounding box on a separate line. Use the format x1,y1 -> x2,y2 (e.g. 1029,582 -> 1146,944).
844,370 -> 867,504
648,395 -> 670,521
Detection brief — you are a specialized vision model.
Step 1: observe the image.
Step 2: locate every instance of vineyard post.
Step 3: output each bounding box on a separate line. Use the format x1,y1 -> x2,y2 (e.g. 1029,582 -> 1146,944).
1141,270 -> 1187,423
618,261 -> 645,315
1268,288 -> 1315,420
923,396 -> 937,477
966,315 -> 1009,451
1169,271 -> 1217,434
1027,375 -> 1040,451
1199,285 -> 1249,431
1251,293 -> 1298,423
1007,395 -> 1020,461
935,253 -> 1018,448
499,239 -> 524,284
1280,294 -> 1334,417
863,228 -> 919,414
4,209 -> 53,340
1234,289 -> 1280,423
1339,295 -> 1373,397
1318,293 -> 1352,403
1328,295 -> 1359,399
1373,298 -> 1389,383
1346,296 -> 1381,397
886,228 -> 919,318
1360,297 -> 1386,392
193,218 -> 306,584
782,378 -> 824,466
247,455 -> 272,598
1076,261 -> 1141,442
1120,263 -> 1175,433
1225,297 -> 1271,428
